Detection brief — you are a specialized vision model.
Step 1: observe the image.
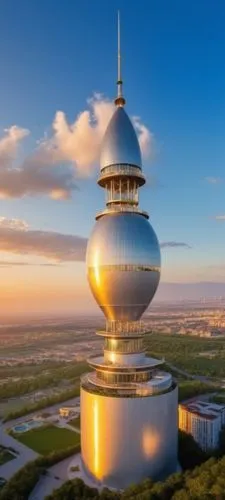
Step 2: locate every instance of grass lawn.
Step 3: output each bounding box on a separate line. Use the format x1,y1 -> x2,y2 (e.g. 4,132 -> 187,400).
11,424 -> 80,456
69,415 -> 80,429
0,447 -> 15,466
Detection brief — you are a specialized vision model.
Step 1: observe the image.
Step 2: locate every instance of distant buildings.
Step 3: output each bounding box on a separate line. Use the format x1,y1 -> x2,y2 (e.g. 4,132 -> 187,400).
179,401 -> 225,451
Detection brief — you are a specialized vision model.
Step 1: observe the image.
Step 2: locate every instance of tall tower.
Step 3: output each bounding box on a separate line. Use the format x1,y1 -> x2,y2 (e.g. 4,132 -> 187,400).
81,15 -> 178,489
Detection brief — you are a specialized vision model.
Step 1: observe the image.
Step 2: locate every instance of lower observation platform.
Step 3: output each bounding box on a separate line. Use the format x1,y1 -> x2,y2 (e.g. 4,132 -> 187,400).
82,371 -> 172,397
87,354 -> 164,371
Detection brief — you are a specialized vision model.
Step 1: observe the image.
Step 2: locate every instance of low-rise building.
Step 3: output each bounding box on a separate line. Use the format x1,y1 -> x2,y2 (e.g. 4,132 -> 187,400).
179,400 -> 225,451
59,406 -> 78,418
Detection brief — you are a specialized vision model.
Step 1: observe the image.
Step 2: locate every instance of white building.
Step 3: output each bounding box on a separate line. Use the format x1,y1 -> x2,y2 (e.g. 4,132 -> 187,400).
179,400 -> 225,451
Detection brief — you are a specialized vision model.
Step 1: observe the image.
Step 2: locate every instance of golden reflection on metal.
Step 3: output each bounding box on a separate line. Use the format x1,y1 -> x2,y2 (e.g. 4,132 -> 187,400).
142,428 -> 161,459
93,249 -> 100,287
90,252 -> 114,321
89,264 -> 160,272
105,337 -> 143,353
110,338 -> 117,348
94,400 -> 99,477
106,351 -> 117,364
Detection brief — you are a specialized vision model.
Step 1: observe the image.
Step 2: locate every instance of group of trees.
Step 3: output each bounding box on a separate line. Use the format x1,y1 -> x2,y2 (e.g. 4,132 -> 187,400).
44,455 -> 225,500
2,360 -> 90,422
145,333 -> 225,378
178,380 -> 218,402
1,431 -> 221,500
4,386 -> 80,422
0,445 -> 81,500
0,361 -> 89,401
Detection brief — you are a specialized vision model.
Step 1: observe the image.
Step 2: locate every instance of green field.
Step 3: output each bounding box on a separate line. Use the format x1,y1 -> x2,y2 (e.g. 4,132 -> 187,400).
69,416 -> 80,429
11,424 -> 80,456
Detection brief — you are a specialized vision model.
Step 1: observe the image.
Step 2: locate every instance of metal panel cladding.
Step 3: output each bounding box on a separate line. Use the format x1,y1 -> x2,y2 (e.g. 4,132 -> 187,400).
100,107 -> 142,170
81,385 -> 178,489
86,212 -> 161,321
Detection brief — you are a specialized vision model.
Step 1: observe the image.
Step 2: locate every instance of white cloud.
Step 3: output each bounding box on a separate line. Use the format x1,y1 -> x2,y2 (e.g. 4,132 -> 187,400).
214,215 -> 225,221
205,177 -> 223,185
0,95 -> 153,199
132,116 -> 153,158
0,126 -> 29,169
0,217 -> 28,231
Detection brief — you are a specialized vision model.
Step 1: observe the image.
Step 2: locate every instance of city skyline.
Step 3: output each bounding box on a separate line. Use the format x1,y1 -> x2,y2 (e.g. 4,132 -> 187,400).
0,0 -> 225,316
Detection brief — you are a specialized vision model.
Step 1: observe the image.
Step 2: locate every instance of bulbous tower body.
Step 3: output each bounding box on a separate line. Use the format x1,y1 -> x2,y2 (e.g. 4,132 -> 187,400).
80,18 -> 178,490
86,106 -> 161,322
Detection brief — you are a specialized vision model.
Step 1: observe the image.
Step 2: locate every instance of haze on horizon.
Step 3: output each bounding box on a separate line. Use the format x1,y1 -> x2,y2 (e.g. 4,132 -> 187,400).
0,0 -> 224,317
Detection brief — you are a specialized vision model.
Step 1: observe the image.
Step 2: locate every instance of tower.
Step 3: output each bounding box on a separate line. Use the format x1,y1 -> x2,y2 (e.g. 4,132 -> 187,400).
81,15 -> 178,489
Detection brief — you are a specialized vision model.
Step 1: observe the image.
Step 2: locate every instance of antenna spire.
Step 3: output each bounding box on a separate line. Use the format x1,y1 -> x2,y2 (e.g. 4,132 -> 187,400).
115,11 -> 126,107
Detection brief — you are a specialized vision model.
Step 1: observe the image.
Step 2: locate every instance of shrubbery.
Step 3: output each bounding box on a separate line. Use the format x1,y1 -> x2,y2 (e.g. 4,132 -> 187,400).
178,380 -> 218,402
45,456 -> 225,499
3,386 -> 80,422
145,333 -> 225,378
0,361 -> 89,401
1,431 -> 219,500
0,445 -> 80,500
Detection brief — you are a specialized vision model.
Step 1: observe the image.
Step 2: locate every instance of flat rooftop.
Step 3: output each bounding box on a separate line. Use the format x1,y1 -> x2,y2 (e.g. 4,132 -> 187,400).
179,400 -> 225,421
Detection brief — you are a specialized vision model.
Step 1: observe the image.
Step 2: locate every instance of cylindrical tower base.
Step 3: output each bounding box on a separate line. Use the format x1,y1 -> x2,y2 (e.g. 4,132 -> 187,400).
81,384 -> 178,490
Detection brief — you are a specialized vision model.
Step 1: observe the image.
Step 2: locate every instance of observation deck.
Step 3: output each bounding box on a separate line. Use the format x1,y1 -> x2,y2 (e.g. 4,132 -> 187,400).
96,205 -> 149,220
97,321 -> 148,338
98,164 -> 145,187
81,371 -> 173,398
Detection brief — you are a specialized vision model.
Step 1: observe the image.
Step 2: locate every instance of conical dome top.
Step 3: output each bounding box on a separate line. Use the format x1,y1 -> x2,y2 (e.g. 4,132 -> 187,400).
100,106 -> 142,171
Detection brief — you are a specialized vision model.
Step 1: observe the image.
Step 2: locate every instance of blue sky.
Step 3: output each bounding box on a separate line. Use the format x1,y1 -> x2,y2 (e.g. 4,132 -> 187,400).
0,0 -> 224,314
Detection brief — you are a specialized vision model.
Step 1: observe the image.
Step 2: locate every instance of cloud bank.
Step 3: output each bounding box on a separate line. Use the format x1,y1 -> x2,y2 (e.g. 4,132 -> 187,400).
0,219 -> 86,262
0,95 -> 152,199
0,219 -> 190,263
0,260 -> 59,267
160,241 -> 191,249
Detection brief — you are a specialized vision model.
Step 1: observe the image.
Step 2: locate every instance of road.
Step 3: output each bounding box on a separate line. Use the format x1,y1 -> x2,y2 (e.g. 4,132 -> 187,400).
29,456 -> 74,500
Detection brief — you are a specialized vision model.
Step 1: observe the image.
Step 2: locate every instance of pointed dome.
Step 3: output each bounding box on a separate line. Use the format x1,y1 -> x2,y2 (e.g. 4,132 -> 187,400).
100,107 -> 142,171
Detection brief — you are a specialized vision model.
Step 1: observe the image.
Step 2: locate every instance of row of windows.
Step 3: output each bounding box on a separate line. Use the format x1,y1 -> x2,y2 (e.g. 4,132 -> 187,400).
101,164 -> 142,175
105,179 -> 138,205
96,370 -> 151,385
89,264 -> 160,272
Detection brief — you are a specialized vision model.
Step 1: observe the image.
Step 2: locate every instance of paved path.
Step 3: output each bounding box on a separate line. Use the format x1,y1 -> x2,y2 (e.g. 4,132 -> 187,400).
2,396 -> 80,430
0,396 -> 80,481
29,456 -> 76,500
29,454 -> 107,500
0,431 -> 38,480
